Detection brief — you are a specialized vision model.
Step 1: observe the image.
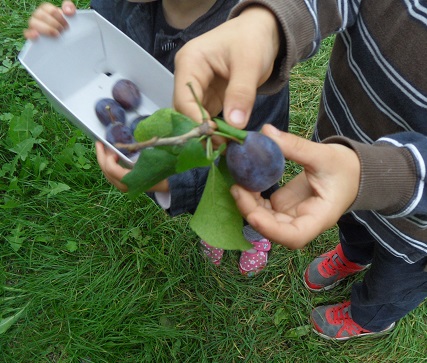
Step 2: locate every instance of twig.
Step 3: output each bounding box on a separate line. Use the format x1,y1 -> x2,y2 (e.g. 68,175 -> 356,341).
115,121 -> 214,152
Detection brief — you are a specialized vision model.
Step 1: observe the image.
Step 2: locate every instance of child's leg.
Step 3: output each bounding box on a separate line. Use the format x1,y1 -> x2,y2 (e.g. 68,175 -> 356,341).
350,242 -> 427,332
304,214 -> 374,291
338,214 -> 427,330
200,226 -> 271,276
200,240 -> 224,265
337,213 -> 375,265
239,225 -> 271,277
308,213 -> 426,339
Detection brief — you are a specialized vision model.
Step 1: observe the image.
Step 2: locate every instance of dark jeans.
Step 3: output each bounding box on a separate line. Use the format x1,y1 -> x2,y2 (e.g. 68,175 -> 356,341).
338,214 -> 427,332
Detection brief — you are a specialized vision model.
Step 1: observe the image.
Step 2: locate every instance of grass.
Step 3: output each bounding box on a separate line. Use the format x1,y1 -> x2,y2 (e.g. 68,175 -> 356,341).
1,1 -> 426,362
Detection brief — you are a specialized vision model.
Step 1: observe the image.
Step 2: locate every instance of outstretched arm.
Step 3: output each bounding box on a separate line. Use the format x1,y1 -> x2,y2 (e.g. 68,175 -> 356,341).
231,124 -> 423,249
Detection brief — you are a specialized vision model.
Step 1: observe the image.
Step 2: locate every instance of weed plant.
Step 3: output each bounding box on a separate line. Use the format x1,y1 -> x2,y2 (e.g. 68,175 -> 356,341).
1,1 -> 426,362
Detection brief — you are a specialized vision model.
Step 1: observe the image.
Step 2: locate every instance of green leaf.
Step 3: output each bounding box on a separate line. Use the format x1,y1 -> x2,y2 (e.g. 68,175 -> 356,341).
65,240 -> 78,252
176,139 -> 211,173
134,108 -> 175,142
39,182 -> 70,197
122,148 -> 178,199
6,225 -> 25,252
283,325 -> 312,339
7,104 -> 42,145
1,198 -> 20,209
30,154 -> 49,175
190,165 -> 252,251
0,301 -> 31,334
218,157 -> 236,188
124,109 -> 203,198
273,308 -> 291,326
9,138 -> 36,161
170,111 -> 199,135
0,156 -> 19,178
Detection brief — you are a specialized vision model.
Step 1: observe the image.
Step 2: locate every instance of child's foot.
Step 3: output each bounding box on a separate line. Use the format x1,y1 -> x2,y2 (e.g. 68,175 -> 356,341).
303,243 -> 370,291
200,240 -> 224,265
239,239 -> 271,277
310,301 -> 395,340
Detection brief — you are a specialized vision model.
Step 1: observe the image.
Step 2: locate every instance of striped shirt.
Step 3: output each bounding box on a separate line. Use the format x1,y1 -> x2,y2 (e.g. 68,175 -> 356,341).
232,0 -> 427,262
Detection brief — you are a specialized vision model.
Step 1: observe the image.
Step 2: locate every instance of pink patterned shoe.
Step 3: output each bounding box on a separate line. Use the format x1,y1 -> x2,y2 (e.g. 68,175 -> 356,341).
200,240 -> 224,265
239,239 -> 271,277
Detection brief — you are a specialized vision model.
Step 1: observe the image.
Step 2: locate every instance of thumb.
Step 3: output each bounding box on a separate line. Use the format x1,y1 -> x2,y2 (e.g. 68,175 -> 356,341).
261,124 -> 327,168
222,66 -> 259,130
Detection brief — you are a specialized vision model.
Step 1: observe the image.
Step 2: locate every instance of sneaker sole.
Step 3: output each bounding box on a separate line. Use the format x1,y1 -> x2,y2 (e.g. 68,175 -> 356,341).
303,263 -> 372,292
312,322 -> 395,341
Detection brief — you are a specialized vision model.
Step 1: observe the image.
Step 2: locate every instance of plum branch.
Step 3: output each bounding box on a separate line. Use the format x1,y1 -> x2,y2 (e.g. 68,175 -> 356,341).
114,83 -> 247,152
114,120 -> 213,152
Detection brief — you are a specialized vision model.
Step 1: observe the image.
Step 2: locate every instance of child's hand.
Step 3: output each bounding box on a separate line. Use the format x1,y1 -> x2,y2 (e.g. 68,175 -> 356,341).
173,6 -> 280,129
95,142 -> 170,193
230,125 -> 361,249
24,1 -> 76,39
95,142 -> 131,192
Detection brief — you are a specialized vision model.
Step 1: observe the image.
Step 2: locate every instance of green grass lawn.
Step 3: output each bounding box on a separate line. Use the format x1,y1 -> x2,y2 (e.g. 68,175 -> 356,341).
1,1 -> 426,362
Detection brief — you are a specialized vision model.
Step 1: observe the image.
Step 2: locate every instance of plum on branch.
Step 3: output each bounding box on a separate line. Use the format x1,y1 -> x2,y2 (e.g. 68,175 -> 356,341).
226,131 -> 285,192
113,82 -> 285,194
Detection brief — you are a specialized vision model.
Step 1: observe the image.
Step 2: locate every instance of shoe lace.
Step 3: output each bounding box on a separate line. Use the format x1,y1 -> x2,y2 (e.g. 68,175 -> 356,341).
331,301 -> 351,322
331,302 -> 367,334
320,251 -> 347,276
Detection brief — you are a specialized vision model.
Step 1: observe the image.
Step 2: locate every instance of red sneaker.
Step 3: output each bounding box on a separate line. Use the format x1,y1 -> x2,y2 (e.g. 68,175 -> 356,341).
304,243 -> 370,292
311,301 -> 395,341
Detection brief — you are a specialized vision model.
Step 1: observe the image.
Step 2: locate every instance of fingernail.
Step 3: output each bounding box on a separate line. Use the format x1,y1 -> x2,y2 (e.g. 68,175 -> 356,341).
229,109 -> 246,126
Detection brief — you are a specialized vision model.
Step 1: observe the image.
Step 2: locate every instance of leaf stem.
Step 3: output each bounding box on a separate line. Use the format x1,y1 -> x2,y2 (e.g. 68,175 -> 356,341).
212,131 -> 242,144
213,118 -> 247,141
206,137 -> 213,159
186,82 -> 209,123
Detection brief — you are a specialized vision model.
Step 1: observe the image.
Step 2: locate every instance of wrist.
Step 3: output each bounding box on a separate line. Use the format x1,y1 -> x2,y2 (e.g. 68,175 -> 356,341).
323,136 -> 416,215
239,5 -> 281,59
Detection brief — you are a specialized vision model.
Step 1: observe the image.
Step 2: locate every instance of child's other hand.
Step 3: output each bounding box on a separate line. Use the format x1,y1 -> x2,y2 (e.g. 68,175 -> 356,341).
230,125 -> 361,249
95,141 -> 131,192
24,1 -> 76,39
95,142 -> 170,193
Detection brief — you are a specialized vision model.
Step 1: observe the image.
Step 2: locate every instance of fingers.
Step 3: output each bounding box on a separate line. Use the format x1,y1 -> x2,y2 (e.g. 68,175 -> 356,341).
261,124 -> 330,169
24,2 -> 74,39
61,1 -> 76,16
261,125 -> 360,205
23,29 -> 40,40
230,126 -> 361,248
221,9 -> 279,129
174,7 -> 279,128
230,185 -> 329,249
223,69 -> 258,129
95,142 -> 130,192
173,42 -> 218,123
